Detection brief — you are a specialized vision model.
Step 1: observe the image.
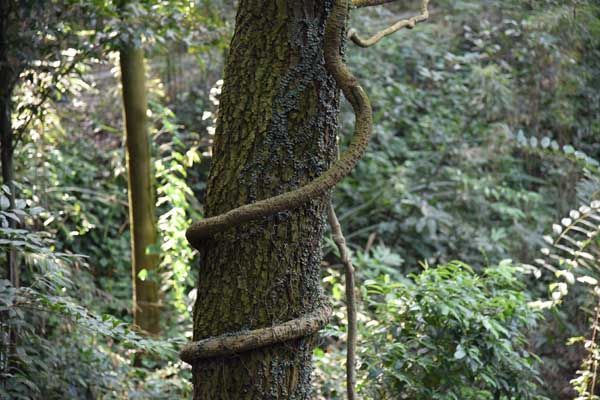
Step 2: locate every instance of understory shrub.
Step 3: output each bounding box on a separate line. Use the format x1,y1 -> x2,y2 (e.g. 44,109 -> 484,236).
314,258 -> 546,400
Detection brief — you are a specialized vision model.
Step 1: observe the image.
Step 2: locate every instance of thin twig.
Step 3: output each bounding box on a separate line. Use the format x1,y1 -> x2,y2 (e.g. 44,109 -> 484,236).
352,0 -> 396,8
348,0 -> 430,48
14,54 -> 86,146
328,203 -> 357,400
364,232 -> 376,253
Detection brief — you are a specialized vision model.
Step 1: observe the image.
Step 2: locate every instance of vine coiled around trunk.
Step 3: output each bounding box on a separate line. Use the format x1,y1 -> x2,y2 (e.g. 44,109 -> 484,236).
182,1 -> 429,399
182,0 -> 368,361
184,0 -> 372,252
181,4 -> 370,400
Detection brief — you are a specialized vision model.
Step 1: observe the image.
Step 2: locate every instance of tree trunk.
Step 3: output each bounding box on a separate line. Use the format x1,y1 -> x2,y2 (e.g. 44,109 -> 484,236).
0,0 -> 17,287
191,0 -> 339,397
0,91 -> 16,288
120,47 -> 161,335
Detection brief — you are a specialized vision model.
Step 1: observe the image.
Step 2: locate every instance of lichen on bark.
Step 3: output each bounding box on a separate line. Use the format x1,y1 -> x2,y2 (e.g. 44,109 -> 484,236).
190,1 -> 339,398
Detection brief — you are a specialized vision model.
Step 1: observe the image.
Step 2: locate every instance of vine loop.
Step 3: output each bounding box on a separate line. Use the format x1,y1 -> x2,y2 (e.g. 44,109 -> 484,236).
181,1 -> 427,398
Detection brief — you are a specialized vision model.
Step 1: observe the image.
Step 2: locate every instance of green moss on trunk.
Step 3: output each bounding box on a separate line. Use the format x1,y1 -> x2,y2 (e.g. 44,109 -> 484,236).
191,0 -> 339,397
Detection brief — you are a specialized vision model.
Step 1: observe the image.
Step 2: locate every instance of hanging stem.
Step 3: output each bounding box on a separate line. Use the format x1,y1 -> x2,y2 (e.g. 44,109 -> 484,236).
328,203 -> 358,400
589,300 -> 600,396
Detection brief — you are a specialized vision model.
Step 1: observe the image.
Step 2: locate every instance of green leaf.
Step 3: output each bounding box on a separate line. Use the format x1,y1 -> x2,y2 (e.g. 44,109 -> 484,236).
0,196 -> 9,210
138,269 -> 148,281
454,344 -> 466,360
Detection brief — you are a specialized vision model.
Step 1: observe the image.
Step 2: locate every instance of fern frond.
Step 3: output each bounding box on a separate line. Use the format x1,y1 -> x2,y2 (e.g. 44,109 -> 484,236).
537,201 -> 600,303
512,130 -> 600,176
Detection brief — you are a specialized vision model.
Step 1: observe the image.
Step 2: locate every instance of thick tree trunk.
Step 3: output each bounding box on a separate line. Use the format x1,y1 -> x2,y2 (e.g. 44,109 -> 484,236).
120,47 -> 161,335
191,0 -> 339,397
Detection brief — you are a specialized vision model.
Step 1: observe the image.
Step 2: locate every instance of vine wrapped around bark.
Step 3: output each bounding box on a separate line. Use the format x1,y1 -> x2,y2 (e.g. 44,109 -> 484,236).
185,0 -> 373,251
183,0 -> 370,362
182,0 -> 429,398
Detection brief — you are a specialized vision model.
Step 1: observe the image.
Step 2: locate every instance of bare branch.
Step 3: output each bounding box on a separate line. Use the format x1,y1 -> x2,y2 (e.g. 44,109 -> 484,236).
352,0 -> 396,8
349,0 -> 430,48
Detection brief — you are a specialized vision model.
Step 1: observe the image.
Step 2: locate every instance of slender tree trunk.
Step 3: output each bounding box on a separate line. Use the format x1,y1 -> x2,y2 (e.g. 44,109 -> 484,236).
0,0 -> 17,288
0,95 -> 16,288
0,2 -> 20,387
120,47 -> 161,335
191,0 -> 339,397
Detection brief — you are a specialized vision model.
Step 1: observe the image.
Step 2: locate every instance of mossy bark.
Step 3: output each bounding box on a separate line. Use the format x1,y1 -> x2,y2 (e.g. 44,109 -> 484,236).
120,47 -> 161,335
191,0 -> 339,397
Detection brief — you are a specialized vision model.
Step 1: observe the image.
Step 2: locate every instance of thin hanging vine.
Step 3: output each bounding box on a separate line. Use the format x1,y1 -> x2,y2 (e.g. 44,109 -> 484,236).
181,1 -> 430,398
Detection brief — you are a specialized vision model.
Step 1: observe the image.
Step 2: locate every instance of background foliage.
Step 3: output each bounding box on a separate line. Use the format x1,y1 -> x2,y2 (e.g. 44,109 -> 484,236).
0,0 -> 599,399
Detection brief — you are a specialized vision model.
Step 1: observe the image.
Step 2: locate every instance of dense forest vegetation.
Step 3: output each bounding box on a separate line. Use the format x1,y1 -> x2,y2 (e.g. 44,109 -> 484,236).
0,0 -> 599,399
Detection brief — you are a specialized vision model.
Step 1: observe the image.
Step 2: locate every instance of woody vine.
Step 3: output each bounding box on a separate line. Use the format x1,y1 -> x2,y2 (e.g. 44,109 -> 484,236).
181,0 -> 430,398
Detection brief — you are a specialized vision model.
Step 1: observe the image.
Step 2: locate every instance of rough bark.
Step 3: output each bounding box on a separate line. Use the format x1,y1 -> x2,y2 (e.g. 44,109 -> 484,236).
120,47 -> 161,335
190,0 -> 339,398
